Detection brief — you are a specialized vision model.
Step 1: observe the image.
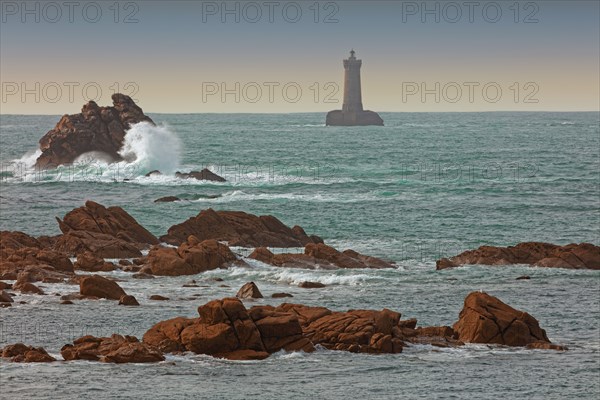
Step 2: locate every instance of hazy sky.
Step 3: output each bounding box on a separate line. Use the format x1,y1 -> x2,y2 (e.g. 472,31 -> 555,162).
1,0 -> 599,113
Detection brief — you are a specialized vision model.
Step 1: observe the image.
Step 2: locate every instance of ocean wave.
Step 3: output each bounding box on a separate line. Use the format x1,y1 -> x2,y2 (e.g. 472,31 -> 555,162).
12,149 -> 42,169
225,263 -> 385,286
188,189 -> 416,204
5,122 -> 182,183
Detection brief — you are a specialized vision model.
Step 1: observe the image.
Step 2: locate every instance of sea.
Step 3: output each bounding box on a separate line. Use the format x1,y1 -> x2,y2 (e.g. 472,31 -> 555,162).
0,112 -> 598,399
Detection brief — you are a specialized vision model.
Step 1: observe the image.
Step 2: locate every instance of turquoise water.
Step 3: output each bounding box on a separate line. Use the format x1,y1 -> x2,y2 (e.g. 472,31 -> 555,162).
0,112 -> 599,399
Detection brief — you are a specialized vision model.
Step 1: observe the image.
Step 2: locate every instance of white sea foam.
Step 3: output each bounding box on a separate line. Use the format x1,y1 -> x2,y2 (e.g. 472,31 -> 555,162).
12,148 -> 42,168
188,189 -> 406,204
225,263 -> 378,286
8,122 -> 182,183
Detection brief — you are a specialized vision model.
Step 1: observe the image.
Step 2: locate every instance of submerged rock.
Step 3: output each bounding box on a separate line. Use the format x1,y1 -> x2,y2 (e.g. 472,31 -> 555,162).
35,93 -> 154,168
0,281 -> 12,290
250,244 -> 395,270
526,341 -> 568,351
13,281 -> 44,295
175,168 -> 226,182
0,290 -> 14,303
160,208 -> 322,247
437,242 -> 600,270
298,281 -> 326,289
272,293 -> 293,298
154,196 -> 180,203
149,295 -> 169,301
145,170 -> 162,177
119,295 -> 140,306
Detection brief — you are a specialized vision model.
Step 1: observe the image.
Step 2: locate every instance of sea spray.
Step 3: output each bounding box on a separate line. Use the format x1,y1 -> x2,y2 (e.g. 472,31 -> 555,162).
118,121 -> 182,175
12,149 -> 42,169
9,122 -> 182,182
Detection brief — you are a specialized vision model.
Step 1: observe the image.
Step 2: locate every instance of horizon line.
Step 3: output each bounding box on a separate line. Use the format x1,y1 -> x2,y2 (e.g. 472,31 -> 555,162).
1,110 -> 599,117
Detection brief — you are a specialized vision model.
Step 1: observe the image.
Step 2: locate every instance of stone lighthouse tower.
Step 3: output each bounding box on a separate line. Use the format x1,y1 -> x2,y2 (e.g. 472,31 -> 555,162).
326,50 -> 383,126
343,50 -> 363,113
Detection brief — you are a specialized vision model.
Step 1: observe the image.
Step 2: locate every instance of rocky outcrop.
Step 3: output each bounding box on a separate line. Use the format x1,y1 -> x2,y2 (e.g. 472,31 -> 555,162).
79,275 -> 127,300
249,244 -> 395,270
144,298 -> 406,358
53,230 -> 144,259
57,201 -> 157,248
1,343 -> 56,362
143,298 -> 312,360
142,236 -> 238,276
160,208 -> 323,247
236,282 -> 263,299
298,281 -> 326,288
274,303 -> 404,353
453,292 -> 563,348
13,281 -> 44,294
0,231 -> 74,281
74,251 -> 117,272
0,231 -> 42,250
53,201 -> 158,258
35,94 -> 154,168
175,169 -> 226,182
437,242 -> 600,270
142,317 -> 196,353
61,334 -> 164,363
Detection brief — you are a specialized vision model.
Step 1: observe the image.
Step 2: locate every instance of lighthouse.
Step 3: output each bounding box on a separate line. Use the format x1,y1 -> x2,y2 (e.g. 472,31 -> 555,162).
343,50 -> 363,113
326,50 -> 383,126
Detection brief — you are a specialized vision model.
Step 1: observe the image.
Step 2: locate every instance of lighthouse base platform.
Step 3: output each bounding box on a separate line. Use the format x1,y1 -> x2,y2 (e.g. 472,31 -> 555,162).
326,110 -> 384,126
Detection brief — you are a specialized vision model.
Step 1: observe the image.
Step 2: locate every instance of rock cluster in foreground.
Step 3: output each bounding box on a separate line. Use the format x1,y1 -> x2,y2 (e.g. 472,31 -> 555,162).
437,242 -> 600,270
35,94 -> 154,168
0,291 -> 567,364
140,291 -> 565,359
